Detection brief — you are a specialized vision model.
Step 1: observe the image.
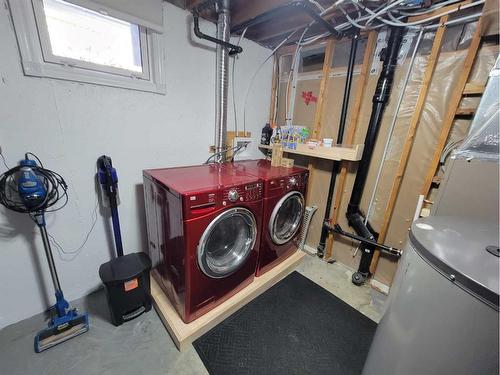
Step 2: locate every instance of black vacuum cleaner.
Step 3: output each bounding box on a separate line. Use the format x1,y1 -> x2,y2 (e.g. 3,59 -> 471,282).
97,155 -> 152,326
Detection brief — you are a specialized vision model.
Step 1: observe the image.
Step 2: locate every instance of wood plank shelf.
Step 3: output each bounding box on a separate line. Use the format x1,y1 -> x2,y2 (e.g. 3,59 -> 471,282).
151,250 -> 306,351
258,143 -> 364,161
463,82 -> 485,95
455,107 -> 476,116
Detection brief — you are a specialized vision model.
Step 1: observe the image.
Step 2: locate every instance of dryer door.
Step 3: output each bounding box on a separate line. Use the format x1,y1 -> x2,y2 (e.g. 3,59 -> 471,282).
269,191 -> 305,245
197,207 -> 257,279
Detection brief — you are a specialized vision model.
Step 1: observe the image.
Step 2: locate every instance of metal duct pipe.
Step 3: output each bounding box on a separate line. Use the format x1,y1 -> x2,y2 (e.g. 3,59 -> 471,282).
214,0 -> 231,163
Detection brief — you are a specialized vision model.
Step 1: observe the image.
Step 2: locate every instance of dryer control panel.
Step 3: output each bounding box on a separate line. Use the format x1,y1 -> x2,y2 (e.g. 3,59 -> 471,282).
268,172 -> 309,195
223,182 -> 263,205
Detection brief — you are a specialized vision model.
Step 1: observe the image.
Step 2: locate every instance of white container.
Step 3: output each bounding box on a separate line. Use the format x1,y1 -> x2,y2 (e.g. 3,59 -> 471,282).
306,141 -> 319,149
322,138 -> 333,148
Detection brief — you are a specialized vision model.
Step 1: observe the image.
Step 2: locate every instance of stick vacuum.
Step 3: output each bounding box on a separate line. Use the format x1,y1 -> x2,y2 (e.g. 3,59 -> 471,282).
97,156 -> 152,326
0,154 -> 89,352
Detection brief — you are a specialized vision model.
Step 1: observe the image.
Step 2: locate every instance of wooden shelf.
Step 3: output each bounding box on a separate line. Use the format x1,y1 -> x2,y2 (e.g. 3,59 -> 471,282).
152,250 -> 306,351
259,143 -> 364,161
456,107 -> 476,116
463,82 -> 485,95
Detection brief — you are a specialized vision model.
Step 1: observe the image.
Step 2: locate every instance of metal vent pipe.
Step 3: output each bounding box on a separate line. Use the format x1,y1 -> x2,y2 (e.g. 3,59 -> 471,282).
214,0 -> 231,163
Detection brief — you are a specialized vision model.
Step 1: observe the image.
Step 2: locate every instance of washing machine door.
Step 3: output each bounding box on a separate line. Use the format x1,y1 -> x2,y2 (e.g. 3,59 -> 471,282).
197,207 -> 257,279
269,191 -> 305,245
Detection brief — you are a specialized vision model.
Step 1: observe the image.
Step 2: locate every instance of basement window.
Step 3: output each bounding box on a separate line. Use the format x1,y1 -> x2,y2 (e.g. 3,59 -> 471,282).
299,47 -> 325,73
9,0 -> 166,93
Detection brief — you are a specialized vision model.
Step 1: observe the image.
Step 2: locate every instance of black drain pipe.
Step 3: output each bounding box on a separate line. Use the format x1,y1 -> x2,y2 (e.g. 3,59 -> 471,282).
342,27 -> 404,285
317,33 -> 359,258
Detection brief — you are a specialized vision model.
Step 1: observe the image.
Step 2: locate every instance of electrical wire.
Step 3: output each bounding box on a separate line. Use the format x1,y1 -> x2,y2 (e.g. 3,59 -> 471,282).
241,0 -> 479,133
363,27 -> 424,232
0,153 -> 68,214
323,0 -> 485,32
273,56 -> 281,124
0,151 -> 9,170
345,0 -> 485,30
243,28 -> 301,133
427,12 -> 482,29
205,142 -> 250,164
230,141 -> 251,162
240,0 -> 348,130
308,0 -> 326,13
0,153 -> 100,261
396,0 -> 458,16
285,27 -> 310,125
49,197 -> 99,261
25,152 -> 44,168
232,27 -> 248,134
365,0 -> 408,26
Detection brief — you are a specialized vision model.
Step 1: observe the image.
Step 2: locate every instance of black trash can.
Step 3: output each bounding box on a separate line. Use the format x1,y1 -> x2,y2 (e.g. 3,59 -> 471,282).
99,252 -> 152,326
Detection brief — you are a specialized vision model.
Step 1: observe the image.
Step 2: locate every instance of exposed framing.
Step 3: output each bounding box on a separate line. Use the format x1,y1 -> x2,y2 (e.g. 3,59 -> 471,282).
420,17 -> 483,199
407,0 -> 473,22
324,31 -> 377,261
306,38 -> 335,205
264,0 -> 488,287
311,39 -> 336,140
368,17 -> 449,274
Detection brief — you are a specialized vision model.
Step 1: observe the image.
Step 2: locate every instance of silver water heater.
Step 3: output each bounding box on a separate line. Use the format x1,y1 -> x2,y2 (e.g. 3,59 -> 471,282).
363,216 -> 499,374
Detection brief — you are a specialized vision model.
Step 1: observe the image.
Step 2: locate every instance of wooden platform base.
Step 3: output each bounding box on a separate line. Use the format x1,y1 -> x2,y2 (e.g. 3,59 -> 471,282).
151,250 -> 306,351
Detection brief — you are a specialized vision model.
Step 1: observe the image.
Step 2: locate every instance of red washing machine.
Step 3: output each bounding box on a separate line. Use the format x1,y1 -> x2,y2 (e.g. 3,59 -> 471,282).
143,164 -> 263,323
231,159 -> 308,276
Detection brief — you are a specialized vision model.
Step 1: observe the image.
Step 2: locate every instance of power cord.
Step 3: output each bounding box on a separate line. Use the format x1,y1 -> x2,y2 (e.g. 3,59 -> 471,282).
230,141 -> 251,162
0,151 -> 98,261
48,196 -> 99,262
232,27 -> 248,134
0,152 -> 68,213
205,142 -> 251,164
0,151 -> 9,170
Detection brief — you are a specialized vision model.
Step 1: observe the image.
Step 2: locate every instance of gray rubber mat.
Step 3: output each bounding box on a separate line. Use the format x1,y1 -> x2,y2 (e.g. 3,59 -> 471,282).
194,271 -> 377,375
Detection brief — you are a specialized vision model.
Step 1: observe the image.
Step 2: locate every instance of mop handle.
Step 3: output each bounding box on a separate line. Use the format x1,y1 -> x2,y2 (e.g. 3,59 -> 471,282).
34,213 -> 62,294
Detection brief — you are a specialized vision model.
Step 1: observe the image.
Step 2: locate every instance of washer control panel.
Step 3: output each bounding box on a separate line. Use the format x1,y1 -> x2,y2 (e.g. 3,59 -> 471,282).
223,182 -> 263,204
227,189 -> 239,202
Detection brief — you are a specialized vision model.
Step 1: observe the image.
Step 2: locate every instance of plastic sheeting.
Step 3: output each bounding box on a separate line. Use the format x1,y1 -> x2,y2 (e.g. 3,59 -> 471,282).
369,36 -> 496,284
454,109 -> 500,160
454,56 -> 500,161
363,28 -> 497,285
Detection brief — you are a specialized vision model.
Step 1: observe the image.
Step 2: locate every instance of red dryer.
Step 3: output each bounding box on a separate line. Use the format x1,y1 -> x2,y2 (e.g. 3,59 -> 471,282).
143,164 -> 263,323
232,159 -> 309,276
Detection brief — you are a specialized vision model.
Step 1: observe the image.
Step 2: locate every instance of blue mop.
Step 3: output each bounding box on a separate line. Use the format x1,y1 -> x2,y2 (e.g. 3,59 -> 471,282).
0,154 -> 89,352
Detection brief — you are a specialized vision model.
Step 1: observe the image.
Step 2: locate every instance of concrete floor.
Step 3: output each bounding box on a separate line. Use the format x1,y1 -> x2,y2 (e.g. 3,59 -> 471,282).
0,254 -> 385,375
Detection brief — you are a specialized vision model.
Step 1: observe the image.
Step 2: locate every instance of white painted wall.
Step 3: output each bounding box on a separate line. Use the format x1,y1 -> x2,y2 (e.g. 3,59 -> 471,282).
0,2 -> 272,328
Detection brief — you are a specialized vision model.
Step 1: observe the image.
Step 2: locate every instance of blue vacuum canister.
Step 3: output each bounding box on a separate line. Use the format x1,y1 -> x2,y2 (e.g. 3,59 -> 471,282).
97,155 -> 152,326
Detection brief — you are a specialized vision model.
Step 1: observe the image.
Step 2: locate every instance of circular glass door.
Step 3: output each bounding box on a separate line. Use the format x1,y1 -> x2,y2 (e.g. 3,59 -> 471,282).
197,208 -> 257,278
269,191 -> 305,245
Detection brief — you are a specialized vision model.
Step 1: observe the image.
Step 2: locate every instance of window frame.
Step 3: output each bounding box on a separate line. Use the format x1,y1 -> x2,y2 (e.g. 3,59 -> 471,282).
8,0 -> 166,94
